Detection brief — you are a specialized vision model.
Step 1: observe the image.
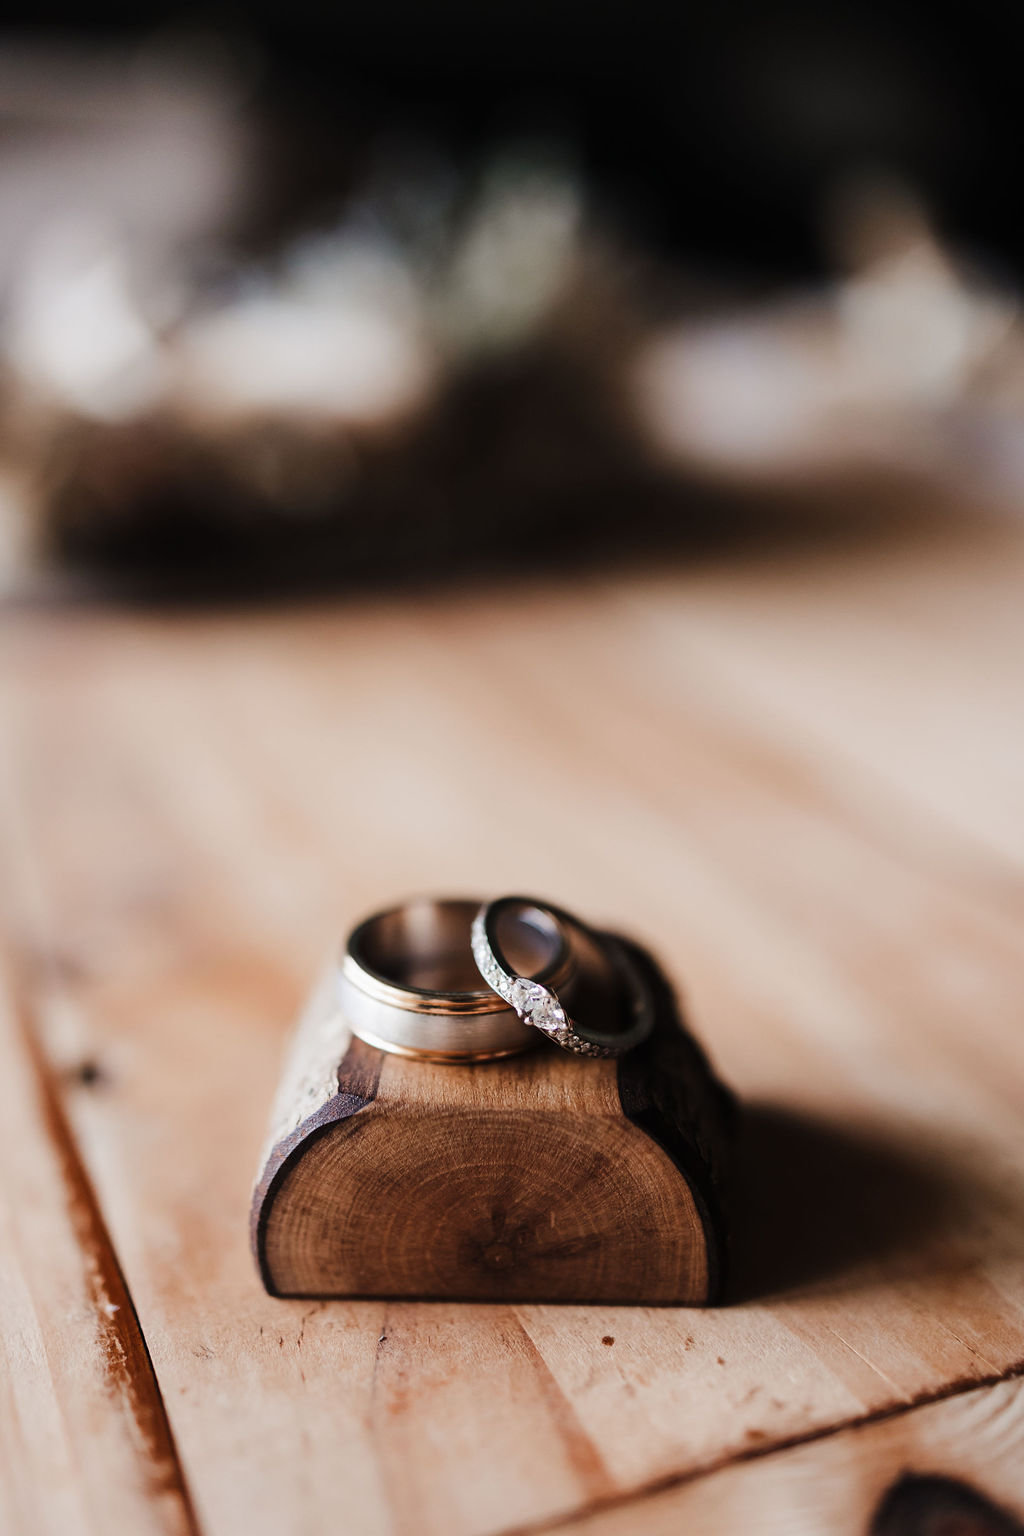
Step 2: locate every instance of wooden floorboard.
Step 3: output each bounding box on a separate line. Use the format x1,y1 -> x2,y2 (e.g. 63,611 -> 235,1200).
554,1372 -> 1024,1534
0,954 -> 197,1536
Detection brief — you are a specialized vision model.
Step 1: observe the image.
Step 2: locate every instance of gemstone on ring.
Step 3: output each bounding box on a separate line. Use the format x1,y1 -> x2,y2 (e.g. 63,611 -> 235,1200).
471,899 -> 652,1059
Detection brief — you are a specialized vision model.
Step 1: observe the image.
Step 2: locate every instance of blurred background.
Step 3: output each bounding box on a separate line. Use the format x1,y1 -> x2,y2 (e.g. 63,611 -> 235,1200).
3,0 -> 1024,598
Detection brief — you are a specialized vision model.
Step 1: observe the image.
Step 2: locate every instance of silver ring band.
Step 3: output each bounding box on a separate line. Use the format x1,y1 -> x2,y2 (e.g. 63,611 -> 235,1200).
338,897 -> 574,1061
471,896 -> 654,1058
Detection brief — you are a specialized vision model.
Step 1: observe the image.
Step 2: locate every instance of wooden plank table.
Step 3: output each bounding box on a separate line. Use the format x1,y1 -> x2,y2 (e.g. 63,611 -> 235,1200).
2,513 -> 1024,1534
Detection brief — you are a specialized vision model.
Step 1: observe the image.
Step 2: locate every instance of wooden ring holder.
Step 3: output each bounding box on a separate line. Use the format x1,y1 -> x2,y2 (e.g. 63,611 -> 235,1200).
251,939 -> 732,1304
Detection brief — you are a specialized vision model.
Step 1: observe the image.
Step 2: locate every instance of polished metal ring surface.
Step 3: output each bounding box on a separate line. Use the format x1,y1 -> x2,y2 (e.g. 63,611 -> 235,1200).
338,897 -> 574,1061
471,896 -> 654,1058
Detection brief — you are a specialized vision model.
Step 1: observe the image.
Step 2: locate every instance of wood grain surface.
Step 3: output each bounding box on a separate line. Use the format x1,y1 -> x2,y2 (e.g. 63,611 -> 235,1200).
2,513 -> 1024,1534
559,1373 -> 1024,1534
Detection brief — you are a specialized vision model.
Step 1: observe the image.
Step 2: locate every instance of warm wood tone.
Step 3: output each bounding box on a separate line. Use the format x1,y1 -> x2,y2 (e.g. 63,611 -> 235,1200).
3,514 -> 1024,1533
0,960 -> 197,1536
559,1373 -> 1024,1535
253,953 -> 730,1303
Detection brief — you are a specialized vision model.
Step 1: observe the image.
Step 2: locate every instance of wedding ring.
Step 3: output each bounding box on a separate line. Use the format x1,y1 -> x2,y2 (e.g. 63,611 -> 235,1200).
338,897 -> 575,1061
471,896 -> 654,1058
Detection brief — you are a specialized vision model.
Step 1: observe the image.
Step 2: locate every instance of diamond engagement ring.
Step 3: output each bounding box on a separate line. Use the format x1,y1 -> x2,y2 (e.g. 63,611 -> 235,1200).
471,896 -> 654,1058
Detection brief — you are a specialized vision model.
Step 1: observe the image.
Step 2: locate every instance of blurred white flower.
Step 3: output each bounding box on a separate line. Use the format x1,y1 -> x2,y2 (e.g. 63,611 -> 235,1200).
6,220 -> 167,421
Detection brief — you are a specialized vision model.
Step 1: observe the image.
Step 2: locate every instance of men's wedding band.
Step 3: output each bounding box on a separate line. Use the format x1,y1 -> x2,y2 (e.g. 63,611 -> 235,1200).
338,897 -> 574,1061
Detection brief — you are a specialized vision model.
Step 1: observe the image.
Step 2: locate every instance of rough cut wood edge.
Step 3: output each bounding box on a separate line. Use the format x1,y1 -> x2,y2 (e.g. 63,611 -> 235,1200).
615,939 -> 733,1303
251,942 -> 733,1306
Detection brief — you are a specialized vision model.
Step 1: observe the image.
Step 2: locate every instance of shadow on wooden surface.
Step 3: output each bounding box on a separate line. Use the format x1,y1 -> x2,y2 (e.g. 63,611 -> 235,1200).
730,1104 -> 967,1303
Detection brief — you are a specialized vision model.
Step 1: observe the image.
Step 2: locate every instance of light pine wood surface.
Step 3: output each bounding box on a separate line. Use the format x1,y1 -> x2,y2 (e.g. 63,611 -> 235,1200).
2,513 -> 1024,1534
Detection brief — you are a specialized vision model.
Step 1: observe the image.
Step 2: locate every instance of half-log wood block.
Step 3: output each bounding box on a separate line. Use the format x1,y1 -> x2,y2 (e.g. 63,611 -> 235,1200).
252,942 -> 732,1303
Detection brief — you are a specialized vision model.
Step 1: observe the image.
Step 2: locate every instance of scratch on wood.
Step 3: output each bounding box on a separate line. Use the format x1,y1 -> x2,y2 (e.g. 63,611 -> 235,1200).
931,1320 -> 1003,1377
14,973 -> 202,1536
296,1302 -> 322,1352
370,1311 -> 392,1402
824,1325 -> 910,1400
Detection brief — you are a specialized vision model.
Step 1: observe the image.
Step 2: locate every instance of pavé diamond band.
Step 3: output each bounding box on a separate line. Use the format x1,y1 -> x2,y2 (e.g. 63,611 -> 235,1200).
338,897 -> 576,1061
471,896 -> 654,1058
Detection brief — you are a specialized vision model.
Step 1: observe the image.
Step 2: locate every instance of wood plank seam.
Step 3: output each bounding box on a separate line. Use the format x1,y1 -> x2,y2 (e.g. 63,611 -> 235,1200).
8,953 -> 204,1536
499,1360 -> 1024,1536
